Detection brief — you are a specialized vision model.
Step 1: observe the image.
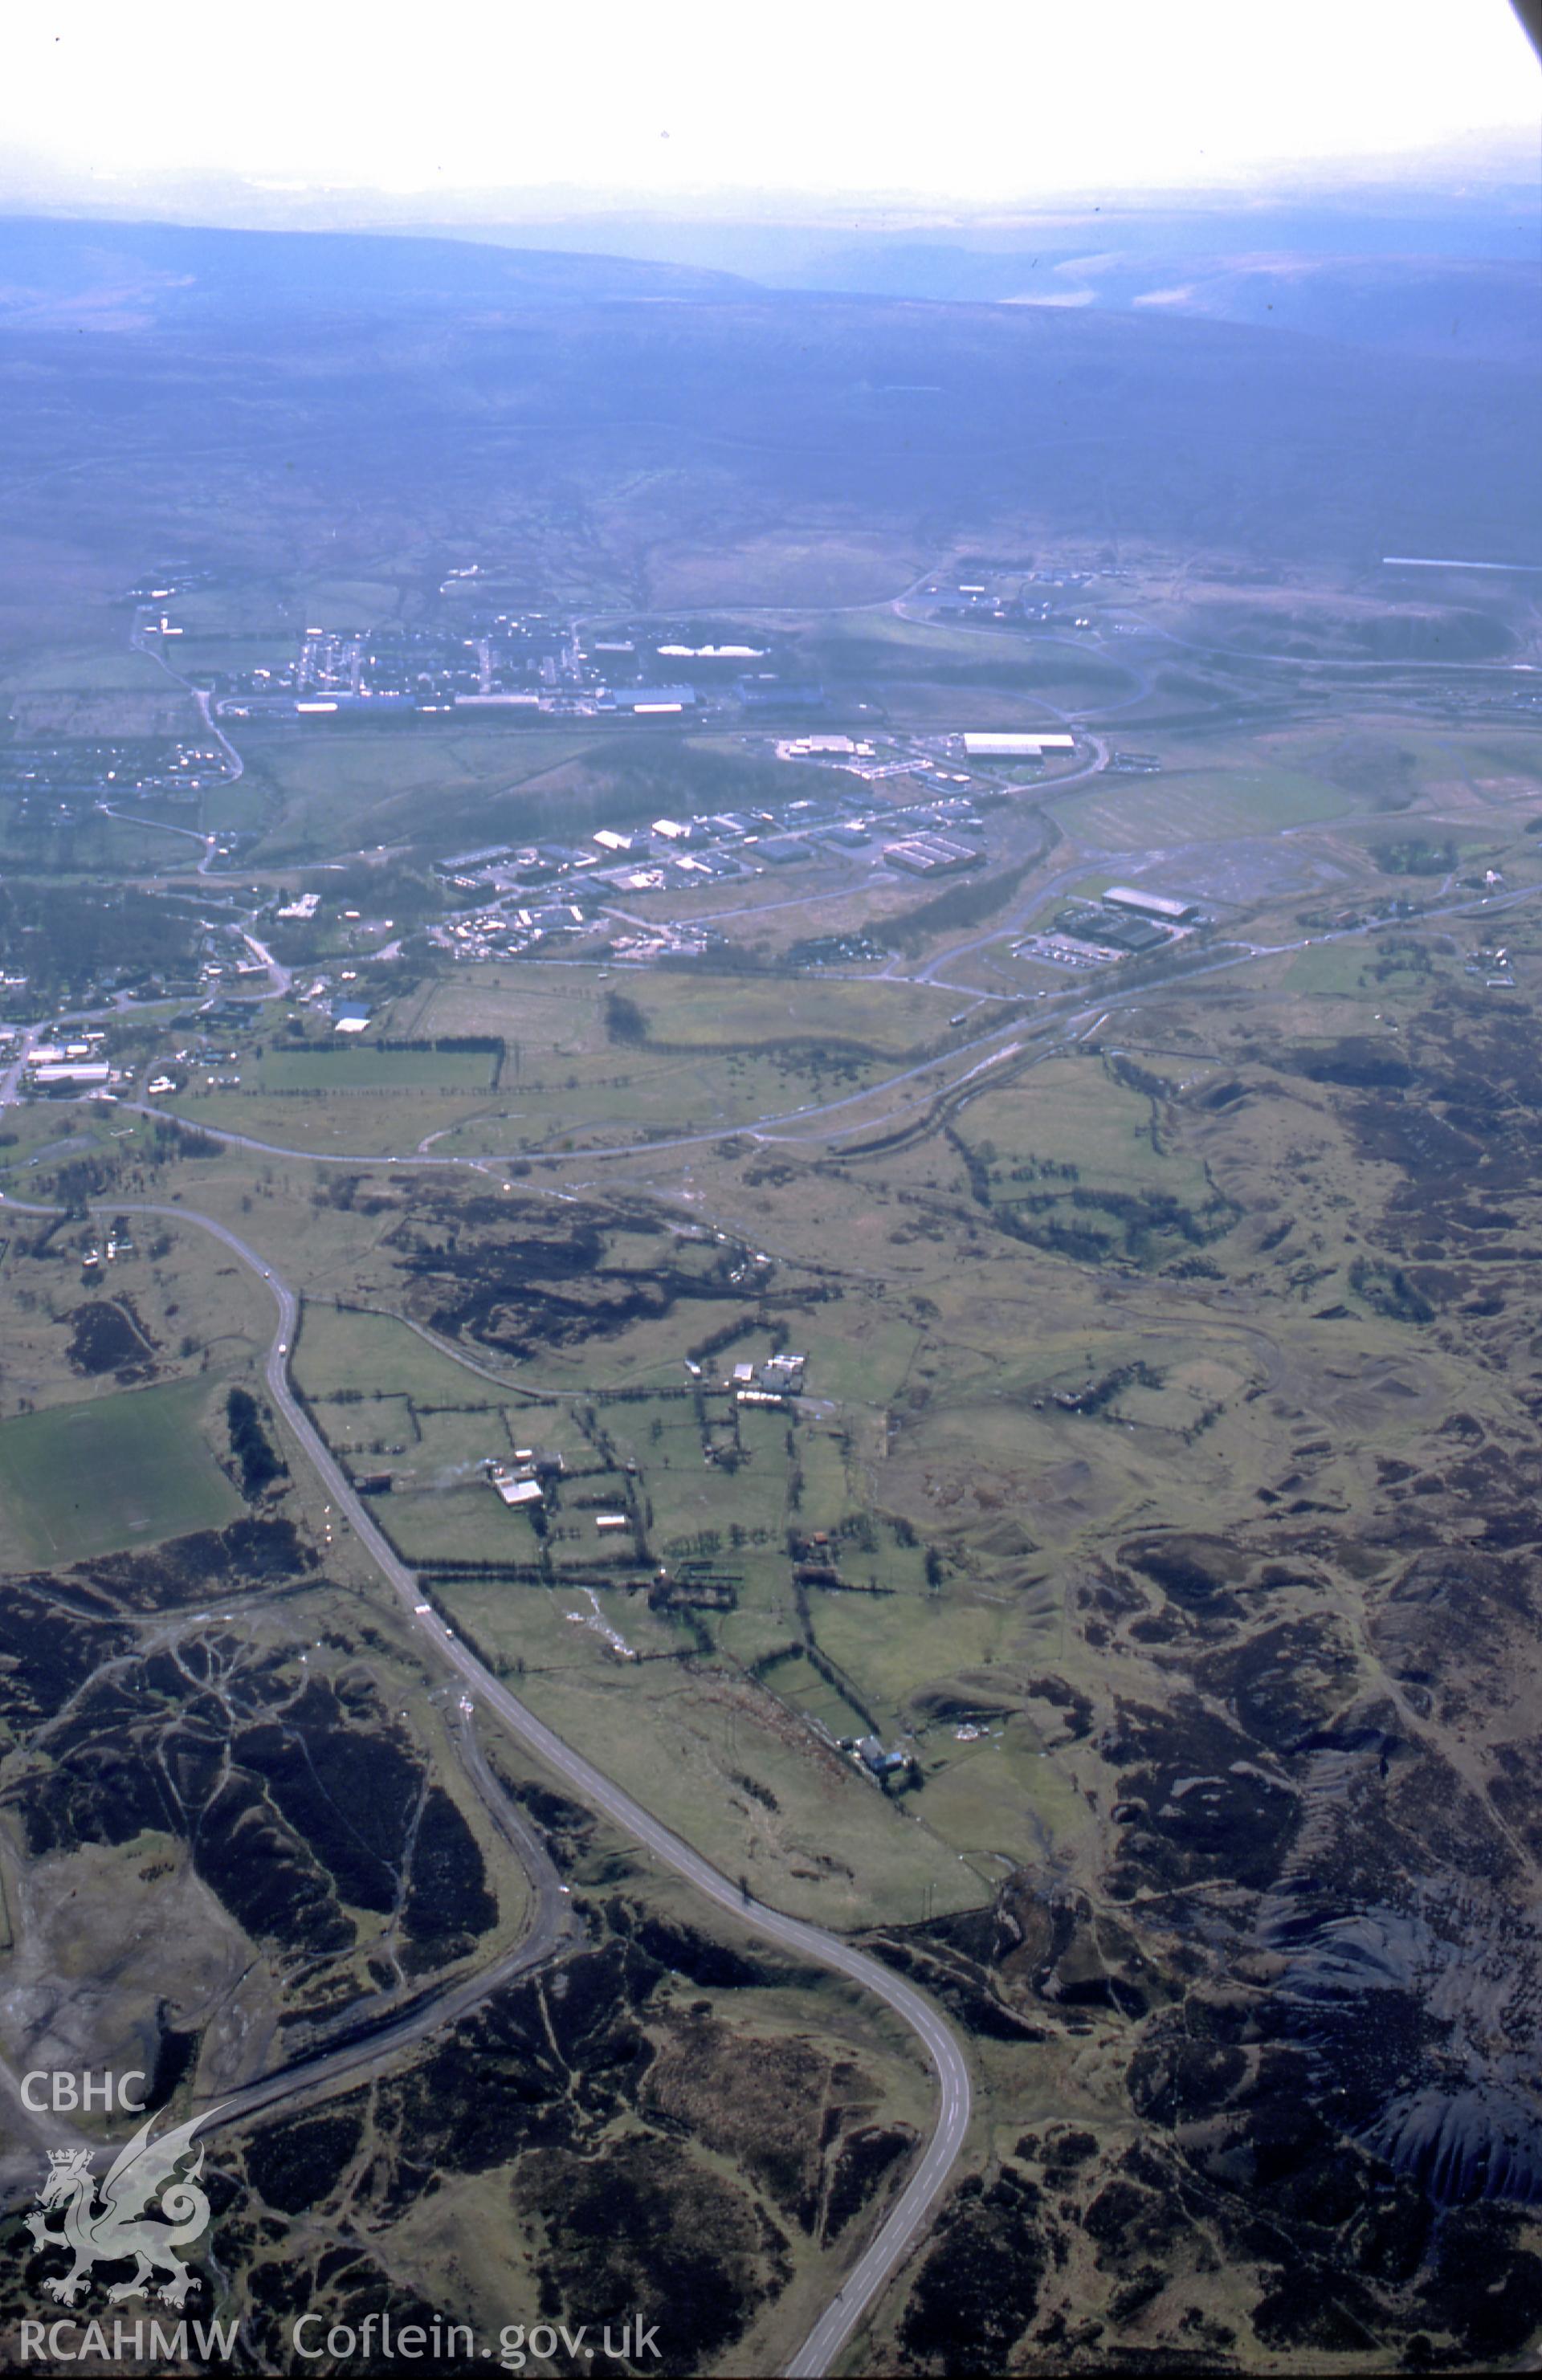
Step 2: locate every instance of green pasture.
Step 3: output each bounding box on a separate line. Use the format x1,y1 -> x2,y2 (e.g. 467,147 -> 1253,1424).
957,1053 -> 1213,1208
646,1441 -> 792,1549
1283,943 -> 1373,997
292,576 -> 405,627
406,963 -> 955,1062
814,1589 -> 1015,1721
798,610 -> 1138,702
199,778 -> 271,833
1283,720 -> 1542,809
0,1378 -> 241,1569
1,646 -> 173,696
377,1484 -> 535,1568
392,969 -> 597,1053
186,1083 -> 499,1155
0,813 -> 184,877
244,725 -> 601,857
918,1727 -> 1088,1868
153,581 -> 296,639
307,1392 -> 416,1453
247,1046 -> 496,1094
1052,764 -> 1347,849
405,1404 -> 520,1477
294,1302 -> 561,1413
760,1648 -> 867,1738
437,1579 -> 986,1927
172,638 -> 296,678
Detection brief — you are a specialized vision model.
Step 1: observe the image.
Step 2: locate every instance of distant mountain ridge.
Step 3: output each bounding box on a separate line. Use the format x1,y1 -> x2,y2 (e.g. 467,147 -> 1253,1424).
2,210 -> 1535,366
401,192 -> 1542,365
773,245 -> 1542,365
0,212 -> 1536,594
0,215 -> 757,329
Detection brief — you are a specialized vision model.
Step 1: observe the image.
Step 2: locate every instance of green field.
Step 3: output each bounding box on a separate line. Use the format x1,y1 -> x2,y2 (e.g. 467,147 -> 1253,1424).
243,724 -> 602,858
1050,764 -> 1348,848
295,1301 -> 569,1421
247,1045 -> 496,1093
406,962 -> 957,1059
0,646 -> 176,696
0,1378 -> 242,1567
0,812 -> 186,877
166,636 -> 296,677
435,1573 -> 988,1928
797,611 -> 1140,708
958,1053 -> 1213,1207
1283,942 -> 1374,996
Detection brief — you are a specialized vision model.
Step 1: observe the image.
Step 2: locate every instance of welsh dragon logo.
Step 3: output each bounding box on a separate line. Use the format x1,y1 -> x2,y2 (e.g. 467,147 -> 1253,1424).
26,2106 -> 222,2308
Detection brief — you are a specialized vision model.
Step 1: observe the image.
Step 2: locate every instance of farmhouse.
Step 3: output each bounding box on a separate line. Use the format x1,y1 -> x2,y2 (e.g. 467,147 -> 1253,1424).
487,1447 -> 563,1508
512,1447 -> 565,1478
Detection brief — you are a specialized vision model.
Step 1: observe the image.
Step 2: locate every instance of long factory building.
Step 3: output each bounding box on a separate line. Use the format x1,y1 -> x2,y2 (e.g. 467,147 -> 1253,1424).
961,732 -> 1076,759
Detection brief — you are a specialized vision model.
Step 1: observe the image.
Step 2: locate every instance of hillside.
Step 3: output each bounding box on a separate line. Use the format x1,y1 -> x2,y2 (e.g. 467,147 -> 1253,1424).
0,214 -> 1537,633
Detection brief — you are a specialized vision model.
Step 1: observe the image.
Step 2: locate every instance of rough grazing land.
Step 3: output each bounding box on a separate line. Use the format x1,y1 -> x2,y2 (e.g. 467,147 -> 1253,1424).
3,479 -> 1542,2369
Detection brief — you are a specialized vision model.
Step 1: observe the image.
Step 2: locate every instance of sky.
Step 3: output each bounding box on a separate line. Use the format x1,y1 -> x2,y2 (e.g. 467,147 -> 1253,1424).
2,0 -> 1536,218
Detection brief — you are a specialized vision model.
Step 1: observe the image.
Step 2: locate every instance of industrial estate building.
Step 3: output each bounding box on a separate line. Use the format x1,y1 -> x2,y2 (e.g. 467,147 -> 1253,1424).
1103,886 -> 1199,923
883,833 -> 984,878
961,732 -> 1075,760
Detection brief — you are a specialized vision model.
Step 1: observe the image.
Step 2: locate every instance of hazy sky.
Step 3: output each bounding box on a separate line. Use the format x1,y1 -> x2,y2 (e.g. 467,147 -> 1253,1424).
3,0 -> 1537,214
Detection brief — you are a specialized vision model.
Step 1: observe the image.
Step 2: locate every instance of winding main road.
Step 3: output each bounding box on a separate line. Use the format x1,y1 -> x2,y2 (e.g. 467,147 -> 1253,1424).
0,1186 -> 972,2378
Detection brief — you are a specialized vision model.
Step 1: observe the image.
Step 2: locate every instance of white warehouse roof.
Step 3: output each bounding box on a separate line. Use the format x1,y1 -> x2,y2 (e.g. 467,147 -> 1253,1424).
963,732 -> 1075,756
1103,886 -> 1197,922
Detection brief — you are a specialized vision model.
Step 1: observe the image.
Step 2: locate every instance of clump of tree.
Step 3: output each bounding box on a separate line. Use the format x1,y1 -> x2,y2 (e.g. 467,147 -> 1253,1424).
878,861 -> 1034,958
149,1120 -> 221,1162
0,882 -> 203,998
603,990 -> 650,1045
1372,837 -> 1456,878
226,1387 -> 287,1496
47,1153 -> 120,1212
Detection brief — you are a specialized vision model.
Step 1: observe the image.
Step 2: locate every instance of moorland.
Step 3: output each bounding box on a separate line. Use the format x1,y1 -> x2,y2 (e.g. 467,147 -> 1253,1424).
0,208 -> 1540,2373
